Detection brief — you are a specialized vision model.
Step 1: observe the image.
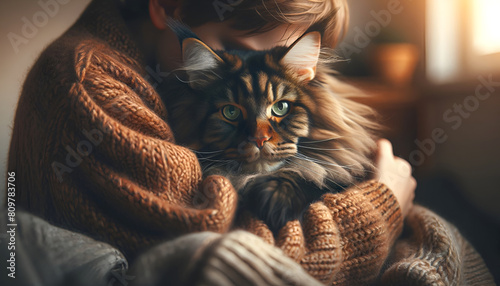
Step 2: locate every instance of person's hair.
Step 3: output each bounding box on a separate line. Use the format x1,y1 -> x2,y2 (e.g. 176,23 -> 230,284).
120,0 -> 349,48
181,0 -> 349,48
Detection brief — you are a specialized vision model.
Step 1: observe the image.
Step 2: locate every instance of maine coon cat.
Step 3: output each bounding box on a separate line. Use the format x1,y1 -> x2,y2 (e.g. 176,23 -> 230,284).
161,21 -> 379,232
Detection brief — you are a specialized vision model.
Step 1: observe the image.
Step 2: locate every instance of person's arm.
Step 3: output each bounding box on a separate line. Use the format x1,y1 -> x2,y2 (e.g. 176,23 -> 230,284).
9,39 -> 237,259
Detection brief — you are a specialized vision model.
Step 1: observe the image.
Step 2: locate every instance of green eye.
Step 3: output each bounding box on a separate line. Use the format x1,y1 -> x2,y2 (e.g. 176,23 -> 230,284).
222,105 -> 241,121
271,101 -> 290,117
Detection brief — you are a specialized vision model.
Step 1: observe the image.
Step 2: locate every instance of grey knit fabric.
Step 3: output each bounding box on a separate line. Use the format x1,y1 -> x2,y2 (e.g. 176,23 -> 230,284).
130,231 -> 322,286
0,210 -> 127,286
380,205 -> 496,286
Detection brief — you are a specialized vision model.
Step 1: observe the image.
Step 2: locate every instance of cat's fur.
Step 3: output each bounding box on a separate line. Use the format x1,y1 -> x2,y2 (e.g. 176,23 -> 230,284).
161,23 -> 378,232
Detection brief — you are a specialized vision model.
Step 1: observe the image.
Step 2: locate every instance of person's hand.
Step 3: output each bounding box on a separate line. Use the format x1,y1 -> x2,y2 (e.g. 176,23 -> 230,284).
373,139 -> 416,218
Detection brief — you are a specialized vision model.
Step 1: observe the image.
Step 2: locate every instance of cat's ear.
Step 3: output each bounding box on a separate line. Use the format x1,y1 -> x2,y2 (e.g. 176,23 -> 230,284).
182,38 -> 224,89
280,31 -> 321,82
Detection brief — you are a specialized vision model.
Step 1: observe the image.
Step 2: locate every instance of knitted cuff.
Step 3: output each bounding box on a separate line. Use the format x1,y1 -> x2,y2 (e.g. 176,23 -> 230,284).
359,180 -> 404,244
321,180 -> 403,284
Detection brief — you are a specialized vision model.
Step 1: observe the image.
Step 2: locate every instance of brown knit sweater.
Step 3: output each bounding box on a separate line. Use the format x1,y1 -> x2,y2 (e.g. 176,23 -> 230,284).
7,0 -> 494,285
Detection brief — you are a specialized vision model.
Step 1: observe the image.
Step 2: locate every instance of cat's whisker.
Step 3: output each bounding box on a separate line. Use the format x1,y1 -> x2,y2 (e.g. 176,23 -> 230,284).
192,150 -> 225,155
295,153 -> 377,175
198,158 -> 230,163
222,153 -> 240,159
294,153 -> 357,170
286,156 -> 351,179
182,146 -> 223,156
289,158 -> 368,193
197,154 -> 222,160
297,145 -> 353,151
298,137 -> 343,144
203,160 -> 240,174
202,160 -> 231,172
285,158 -> 372,204
173,73 -> 222,86
174,74 -> 192,84
285,159 -> 350,192
201,161 -> 219,173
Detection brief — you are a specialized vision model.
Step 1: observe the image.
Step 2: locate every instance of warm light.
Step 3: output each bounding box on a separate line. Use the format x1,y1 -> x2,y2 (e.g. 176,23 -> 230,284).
473,0 -> 500,55
426,0 -> 460,83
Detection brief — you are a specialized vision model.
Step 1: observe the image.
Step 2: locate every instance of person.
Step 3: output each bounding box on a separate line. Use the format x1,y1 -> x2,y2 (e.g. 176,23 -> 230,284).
6,0 -> 493,285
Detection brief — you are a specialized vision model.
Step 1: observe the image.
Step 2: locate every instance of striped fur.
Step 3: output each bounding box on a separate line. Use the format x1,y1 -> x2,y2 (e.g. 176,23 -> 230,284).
161,34 -> 378,232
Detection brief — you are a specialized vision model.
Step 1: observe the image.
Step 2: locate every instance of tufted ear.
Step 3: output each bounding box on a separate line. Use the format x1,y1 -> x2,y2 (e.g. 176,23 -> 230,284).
280,31 -> 321,83
182,38 -> 224,89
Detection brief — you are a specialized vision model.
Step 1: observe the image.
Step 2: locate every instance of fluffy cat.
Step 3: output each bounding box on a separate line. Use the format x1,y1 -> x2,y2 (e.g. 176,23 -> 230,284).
161,22 -> 379,232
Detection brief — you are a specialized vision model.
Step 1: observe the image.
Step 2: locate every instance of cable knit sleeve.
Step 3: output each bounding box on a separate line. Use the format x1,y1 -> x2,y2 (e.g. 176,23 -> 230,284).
237,180 -> 403,285
9,39 -> 237,259
318,181 -> 403,284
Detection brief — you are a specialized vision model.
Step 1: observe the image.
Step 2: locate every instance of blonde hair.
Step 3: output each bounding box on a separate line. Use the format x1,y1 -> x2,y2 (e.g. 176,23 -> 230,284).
180,0 -> 349,48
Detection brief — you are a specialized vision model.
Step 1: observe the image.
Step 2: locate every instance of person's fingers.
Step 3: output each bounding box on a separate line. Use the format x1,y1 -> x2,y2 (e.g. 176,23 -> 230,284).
275,220 -> 306,261
409,176 -> 417,192
299,202 -> 341,283
394,157 -> 412,178
301,202 -> 336,244
376,139 -> 394,160
236,211 -> 275,245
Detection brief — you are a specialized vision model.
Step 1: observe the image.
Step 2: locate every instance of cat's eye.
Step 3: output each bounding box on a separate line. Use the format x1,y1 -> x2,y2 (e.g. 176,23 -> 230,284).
222,105 -> 241,121
271,101 -> 290,117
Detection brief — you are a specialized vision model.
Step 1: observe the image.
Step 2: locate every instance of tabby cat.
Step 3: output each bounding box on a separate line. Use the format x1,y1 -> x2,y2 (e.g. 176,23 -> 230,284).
161,21 -> 378,232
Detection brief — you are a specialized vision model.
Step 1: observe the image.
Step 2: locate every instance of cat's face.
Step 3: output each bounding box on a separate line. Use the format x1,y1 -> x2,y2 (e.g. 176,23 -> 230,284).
201,72 -> 310,173
172,33 -> 321,174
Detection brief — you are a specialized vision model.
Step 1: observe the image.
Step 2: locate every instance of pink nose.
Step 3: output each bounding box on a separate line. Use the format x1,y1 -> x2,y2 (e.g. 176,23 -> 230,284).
250,136 -> 271,149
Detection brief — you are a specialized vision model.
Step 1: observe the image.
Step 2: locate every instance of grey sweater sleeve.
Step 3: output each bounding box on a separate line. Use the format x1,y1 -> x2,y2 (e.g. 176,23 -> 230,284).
0,210 -> 127,286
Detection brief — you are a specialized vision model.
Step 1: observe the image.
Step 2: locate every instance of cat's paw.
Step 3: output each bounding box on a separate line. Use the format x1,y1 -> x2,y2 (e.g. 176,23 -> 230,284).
241,176 -> 306,233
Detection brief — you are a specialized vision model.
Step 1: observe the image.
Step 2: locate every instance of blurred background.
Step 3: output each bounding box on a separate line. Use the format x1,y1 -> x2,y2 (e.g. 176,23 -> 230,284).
337,0 -> 500,281
0,0 -> 499,282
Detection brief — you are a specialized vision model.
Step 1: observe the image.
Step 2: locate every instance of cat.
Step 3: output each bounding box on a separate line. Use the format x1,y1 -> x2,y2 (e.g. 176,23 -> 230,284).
161,21 -> 379,233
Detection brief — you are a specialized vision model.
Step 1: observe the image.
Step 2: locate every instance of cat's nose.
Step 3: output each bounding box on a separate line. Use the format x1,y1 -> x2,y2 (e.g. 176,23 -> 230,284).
250,120 -> 273,149
249,136 -> 271,149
